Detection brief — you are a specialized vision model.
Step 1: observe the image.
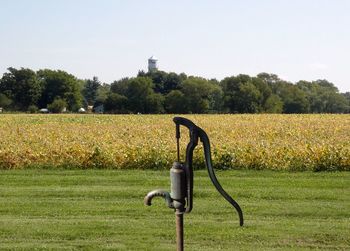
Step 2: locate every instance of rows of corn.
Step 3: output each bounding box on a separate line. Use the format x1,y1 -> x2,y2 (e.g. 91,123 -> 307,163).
0,114 -> 349,171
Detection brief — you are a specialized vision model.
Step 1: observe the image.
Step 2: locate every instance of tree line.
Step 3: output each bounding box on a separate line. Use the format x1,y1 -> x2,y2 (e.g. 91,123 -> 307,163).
0,67 -> 349,113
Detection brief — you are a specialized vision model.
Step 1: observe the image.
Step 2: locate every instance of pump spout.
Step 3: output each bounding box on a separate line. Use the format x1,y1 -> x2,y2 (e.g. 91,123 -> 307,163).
144,189 -> 174,208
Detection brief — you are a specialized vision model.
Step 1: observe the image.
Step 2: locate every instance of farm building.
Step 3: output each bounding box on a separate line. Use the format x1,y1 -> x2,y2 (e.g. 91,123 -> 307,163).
94,104 -> 104,113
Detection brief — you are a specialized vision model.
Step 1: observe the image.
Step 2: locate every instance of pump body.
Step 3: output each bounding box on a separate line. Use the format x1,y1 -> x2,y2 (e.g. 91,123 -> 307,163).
170,162 -> 186,210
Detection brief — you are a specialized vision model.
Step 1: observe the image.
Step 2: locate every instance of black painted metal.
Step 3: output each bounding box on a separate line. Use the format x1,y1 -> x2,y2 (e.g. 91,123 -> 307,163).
144,117 -> 244,250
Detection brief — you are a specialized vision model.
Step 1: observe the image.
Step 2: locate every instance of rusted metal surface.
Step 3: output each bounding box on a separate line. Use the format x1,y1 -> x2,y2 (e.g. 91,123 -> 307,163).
175,210 -> 184,251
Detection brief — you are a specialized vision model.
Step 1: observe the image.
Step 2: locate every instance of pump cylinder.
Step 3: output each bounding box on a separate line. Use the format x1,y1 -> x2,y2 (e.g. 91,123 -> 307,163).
170,162 -> 186,201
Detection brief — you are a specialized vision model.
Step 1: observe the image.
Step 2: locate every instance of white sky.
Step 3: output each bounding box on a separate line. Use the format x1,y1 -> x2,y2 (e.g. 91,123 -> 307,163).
0,0 -> 349,92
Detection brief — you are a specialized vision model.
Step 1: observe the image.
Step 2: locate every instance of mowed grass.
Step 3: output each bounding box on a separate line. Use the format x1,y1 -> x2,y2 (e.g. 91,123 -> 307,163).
0,170 -> 349,250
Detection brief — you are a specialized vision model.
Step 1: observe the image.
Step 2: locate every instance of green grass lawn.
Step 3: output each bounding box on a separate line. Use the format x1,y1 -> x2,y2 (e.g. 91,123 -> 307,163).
0,170 -> 349,250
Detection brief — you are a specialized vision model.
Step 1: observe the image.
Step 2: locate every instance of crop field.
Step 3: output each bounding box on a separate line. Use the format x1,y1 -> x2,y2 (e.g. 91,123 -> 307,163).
0,114 -> 349,171
0,169 -> 349,250
0,114 -> 349,250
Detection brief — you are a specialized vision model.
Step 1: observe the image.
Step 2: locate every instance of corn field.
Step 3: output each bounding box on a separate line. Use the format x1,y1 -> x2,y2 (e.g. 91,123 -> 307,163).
0,114 -> 349,171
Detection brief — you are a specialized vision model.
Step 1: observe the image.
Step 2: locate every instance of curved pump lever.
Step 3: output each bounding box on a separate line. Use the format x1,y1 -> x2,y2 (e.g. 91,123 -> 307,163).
173,117 -> 244,226
198,124 -> 244,226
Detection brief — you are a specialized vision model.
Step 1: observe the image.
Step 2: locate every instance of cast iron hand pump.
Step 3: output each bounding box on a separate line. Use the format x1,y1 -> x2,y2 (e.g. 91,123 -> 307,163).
144,117 -> 243,251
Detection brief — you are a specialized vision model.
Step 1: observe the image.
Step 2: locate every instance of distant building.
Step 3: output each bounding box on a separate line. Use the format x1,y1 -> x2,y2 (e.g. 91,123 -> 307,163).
39,108 -> 49,113
78,108 -> 86,113
94,104 -> 104,114
148,56 -> 158,72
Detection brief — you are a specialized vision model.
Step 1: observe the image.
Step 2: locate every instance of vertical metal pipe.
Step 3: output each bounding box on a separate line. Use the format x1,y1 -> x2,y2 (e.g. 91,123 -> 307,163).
176,124 -> 180,162
175,210 -> 184,251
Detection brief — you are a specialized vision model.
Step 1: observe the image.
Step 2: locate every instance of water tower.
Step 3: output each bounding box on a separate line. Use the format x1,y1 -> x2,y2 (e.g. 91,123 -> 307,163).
148,56 -> 158,72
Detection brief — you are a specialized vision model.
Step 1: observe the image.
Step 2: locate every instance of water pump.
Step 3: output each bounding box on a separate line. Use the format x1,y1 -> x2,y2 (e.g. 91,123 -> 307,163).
144,117 -> 243,251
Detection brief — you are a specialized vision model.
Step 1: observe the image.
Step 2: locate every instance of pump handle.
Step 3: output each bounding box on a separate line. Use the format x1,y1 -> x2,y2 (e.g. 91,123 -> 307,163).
173,117 -> 244,226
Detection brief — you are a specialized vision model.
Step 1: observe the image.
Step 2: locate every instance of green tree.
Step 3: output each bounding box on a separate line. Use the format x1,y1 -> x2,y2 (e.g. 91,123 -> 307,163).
257,72 -> 281,93
139,71 -> 186,94
144,70 -> 168,94
0,93 -> 12,108
145,93 -> 165,113
0,67 -> 42,110
321,92 -> 349,113
181,77 -> 213,113
82,76 -> 101,106
221,76 -> 241,113
164,90 -> 186,113
48,98 -> 67,113
252,77 -> 272,112
296,80 -> 322,113
206,79 -> 224,113
297,79 -> 348,113
110,78 -> 129,94
221,75 -> 262,113
343,92 -> 350,113
104,93 -> 128,113
235,82 -> 261,113
315,79 -> 339,92
163,72 -> 184,94
27,105 -> 38,113
108,77 -> 161,113
38,69 -> 82,111
264,94 -> 283,113
95,83 -> 110,107
280,84 -> 309,113
124,77 -> 154,113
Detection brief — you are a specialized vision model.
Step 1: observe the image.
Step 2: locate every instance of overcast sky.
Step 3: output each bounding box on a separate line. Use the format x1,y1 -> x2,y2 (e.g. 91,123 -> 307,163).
0,0 -> 349,92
